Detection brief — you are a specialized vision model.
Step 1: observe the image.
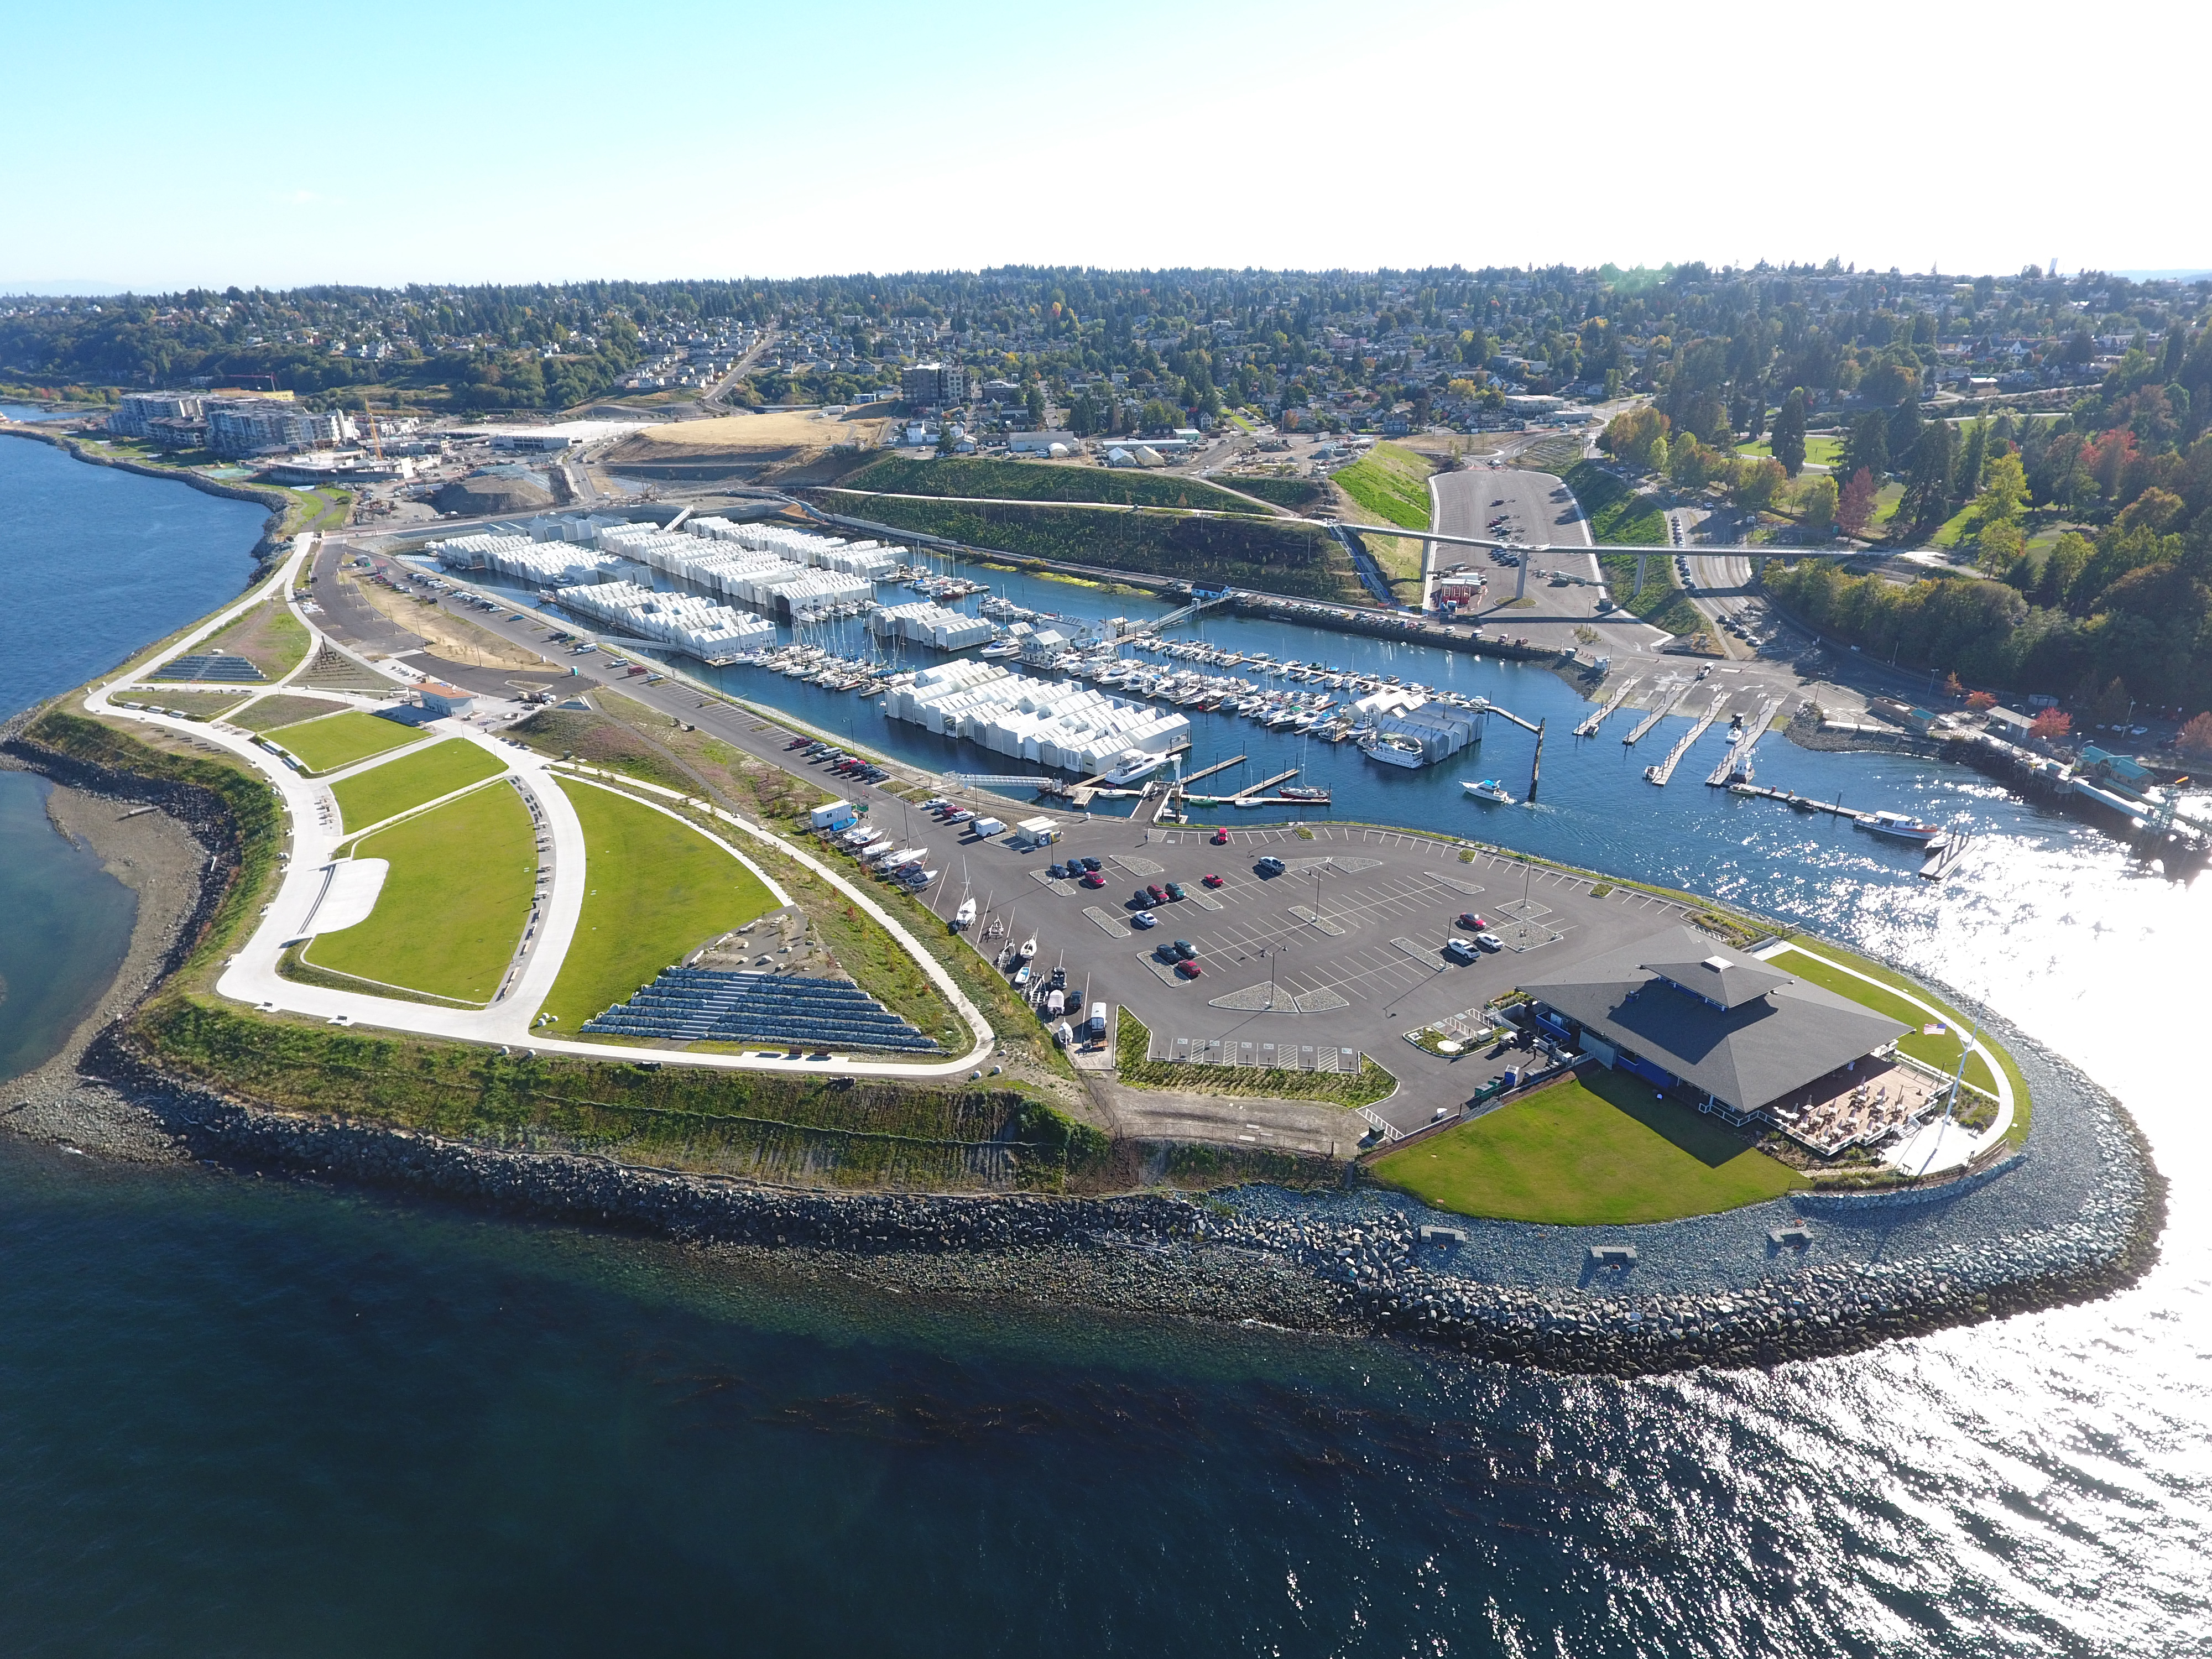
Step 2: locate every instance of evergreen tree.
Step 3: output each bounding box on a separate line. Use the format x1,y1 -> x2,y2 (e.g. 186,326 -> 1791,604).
1886,395 -> 1922,471
1901,421 -> 1957,528
1844,410 -> 1890,481
1955,418 -> 1990,505
1770,388 -> 1807,474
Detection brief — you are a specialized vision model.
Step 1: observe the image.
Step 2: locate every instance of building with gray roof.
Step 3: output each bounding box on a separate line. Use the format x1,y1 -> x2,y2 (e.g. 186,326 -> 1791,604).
1517,925 -> 1908,1120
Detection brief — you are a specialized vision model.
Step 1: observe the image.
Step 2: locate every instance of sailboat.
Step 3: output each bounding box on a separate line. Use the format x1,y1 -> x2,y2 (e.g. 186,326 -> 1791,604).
1018,935 -> 1039,961
953,896 -> 977,929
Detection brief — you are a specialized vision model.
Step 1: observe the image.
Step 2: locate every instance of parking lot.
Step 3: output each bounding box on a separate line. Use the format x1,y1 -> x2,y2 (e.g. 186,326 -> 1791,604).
930,818 -> 1720,1135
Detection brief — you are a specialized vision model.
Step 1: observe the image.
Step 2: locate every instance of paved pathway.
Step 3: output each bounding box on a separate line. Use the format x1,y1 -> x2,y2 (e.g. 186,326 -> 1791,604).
79,535 -> 997,1080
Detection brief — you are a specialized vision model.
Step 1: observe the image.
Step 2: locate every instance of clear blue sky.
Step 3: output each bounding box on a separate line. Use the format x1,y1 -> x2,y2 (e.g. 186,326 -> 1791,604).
5,0 -> 2201,291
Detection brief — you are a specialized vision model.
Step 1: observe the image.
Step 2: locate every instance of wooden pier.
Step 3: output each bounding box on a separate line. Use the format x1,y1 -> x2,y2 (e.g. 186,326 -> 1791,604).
1921,831 -> 1974,880
1574,676 -> 1640,738
1623,676 -> 1693,746
1644,691 -> 1730,786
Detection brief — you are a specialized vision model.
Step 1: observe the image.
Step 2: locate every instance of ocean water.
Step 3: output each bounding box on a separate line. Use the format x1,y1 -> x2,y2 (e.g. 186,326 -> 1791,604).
2,454 -> 2208,1655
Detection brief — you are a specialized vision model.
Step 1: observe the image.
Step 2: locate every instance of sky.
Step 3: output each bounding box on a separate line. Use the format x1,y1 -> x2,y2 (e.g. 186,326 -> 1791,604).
4,0 -> 2204,293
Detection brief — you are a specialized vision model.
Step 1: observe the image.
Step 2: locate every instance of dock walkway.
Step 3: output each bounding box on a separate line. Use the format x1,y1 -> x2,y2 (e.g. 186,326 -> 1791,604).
1645,691 -> 1730,785
1623,676 -> 1692,746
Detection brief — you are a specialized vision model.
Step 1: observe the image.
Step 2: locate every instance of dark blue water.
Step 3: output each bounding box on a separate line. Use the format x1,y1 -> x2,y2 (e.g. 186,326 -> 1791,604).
4,460 -> 2208,1655
0,431 -> 265,713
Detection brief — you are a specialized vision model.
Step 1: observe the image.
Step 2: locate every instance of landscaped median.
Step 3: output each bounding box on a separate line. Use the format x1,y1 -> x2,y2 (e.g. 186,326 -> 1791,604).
1114,1008 -> 1397,1109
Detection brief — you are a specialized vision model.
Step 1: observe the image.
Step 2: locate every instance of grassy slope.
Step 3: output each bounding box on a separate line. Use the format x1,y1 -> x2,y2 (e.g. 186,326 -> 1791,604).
1219,475 -> 1324,510
843,455 -> 1262,513
1332,442 -> 1434,602
540,778 -> 779,1026
1370,1067 -> 1803,1223
200,603 -> 310,680
1768,946 -> 2013,1119
810,489 -> 1363,604
1569,460 -> 1707,637
265,709 -> 427,773
331,738 -> 509,834
230,693 -> 348,732
307,784 -> 536,1003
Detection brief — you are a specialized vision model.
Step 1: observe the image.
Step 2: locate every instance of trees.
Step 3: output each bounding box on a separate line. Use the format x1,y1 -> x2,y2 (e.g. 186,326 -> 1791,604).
1843,410 -> 1890,482
1794,474 -> 1838,533
1901,420 -> 1958,529
2178,710 -> 2212,760
2029,708 -> 2073,741
1837,467 -> 1877,538
1728,456 -> 1786,511
1770,389 -> 1807,475
1601,406 -> 1670,468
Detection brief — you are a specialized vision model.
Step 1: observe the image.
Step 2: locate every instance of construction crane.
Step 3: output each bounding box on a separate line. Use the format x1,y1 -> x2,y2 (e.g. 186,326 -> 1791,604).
359,402 -> 385,462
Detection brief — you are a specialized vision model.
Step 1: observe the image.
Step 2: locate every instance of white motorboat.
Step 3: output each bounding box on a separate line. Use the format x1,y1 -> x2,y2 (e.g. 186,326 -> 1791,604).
1018,935 -> 1039,961
1858,809 -> 1946,844
1366,735 -> 1427,769
1102,748 -> 1169,785
1462,778 -> 1515,805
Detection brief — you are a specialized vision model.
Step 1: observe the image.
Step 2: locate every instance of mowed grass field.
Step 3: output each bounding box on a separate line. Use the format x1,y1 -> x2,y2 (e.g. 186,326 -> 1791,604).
266,709 -> 428,773
1370,1067 -> 1803,1223
306,783 -> 536,1004
1768,947 -> 1999,1096
331,739 -> 510,834
539,779 -> 779,1027
1736,435 -> 1844,467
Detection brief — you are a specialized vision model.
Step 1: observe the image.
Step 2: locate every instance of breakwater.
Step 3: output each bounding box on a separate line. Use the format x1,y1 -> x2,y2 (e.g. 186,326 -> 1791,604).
62,997 -> 2157,1378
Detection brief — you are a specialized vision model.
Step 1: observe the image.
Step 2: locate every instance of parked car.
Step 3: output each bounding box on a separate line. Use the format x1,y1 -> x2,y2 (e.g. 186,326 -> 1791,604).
1474,931 -> 1504,952
1047,863 -> 1067,879
1130,890 -> 1154,909
1080,872 -> 1107,889
1212,828 -> 1229,846
1443,938 -> 1479,963
1255,856 -> 1286,877
1201,873 -> 1224,888
1171,940 -> 1197,961
1456,911 -> 1485,930
1145,884 -> 1167,905
1175,958 -> 1203,978
1078,857 -> 1103,873
1132,911 -> 1159,930
1164,881 -> 1186,901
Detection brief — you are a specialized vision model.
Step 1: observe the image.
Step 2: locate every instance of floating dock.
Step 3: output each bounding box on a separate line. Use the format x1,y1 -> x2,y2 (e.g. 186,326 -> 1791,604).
1623,677 -> 1693,746
1705,693 -> 1790,786
1574,676 -> 1640,738
1644,691 -> 1730,786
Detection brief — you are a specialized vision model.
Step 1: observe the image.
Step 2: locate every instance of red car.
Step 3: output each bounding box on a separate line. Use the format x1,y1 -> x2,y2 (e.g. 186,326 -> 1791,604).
1146,884 -> 1167,904
1201,873 -> 1224,888
1211,828 -> 1229,846
1080,871 -> 1106,889
1176,959 -> 1203,979
1456,912 -> 1486,930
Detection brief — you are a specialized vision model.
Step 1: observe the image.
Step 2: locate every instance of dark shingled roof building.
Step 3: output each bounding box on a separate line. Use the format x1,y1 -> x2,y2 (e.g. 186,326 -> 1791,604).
1518,925 -> 1908,1119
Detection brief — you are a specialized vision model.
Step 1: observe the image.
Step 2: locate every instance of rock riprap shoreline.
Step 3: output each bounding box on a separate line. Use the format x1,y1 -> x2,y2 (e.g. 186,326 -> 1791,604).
72,993 -> 2155,1376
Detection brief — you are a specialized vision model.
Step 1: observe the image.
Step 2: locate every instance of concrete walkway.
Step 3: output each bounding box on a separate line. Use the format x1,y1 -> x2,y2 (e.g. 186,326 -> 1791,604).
79,535 -> 998,1081
1753,938 -> 2014,1173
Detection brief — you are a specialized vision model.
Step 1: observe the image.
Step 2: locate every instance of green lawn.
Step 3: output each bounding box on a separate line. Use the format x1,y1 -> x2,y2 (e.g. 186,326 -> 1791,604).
1738,435 -> 1844,467
1332,441 -> 1434,530
1370,1067 -> 1803,1223
1768,947 -> 1999,1096
306,784 -> 536,1004
331,738 -> 510,834
264,709 -> 429,773
540,778 -> 779,1027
